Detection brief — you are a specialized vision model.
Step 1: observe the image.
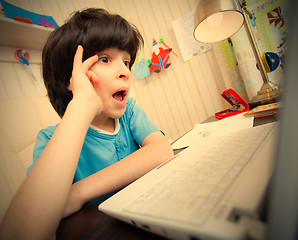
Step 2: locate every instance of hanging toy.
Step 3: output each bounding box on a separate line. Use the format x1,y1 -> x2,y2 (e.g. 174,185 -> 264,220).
149,39 -> 173,74
15,49 -> 37,81
132,52 -> 151,79
257,52 -> 280,73
132,38 -> 177,79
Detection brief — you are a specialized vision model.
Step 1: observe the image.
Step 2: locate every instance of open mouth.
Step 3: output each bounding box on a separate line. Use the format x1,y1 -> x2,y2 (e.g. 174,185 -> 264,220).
112,90 -> 127,102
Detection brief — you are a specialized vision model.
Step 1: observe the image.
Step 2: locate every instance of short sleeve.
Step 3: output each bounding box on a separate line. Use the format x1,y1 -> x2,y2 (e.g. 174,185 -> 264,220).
126,98 -> 162,145
27,126 -> 55,175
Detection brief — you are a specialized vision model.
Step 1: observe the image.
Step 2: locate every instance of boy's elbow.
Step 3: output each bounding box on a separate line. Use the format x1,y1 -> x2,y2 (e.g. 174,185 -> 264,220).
143,132 -> 174,163
158,137 -> 174,161
166,140 -> 174,158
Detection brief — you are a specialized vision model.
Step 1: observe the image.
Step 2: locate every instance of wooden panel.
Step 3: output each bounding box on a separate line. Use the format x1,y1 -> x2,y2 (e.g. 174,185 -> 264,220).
0,62 -> 23,98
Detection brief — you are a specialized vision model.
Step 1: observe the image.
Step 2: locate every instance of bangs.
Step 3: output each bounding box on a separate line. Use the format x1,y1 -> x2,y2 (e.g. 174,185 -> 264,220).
79,12 -> 143,68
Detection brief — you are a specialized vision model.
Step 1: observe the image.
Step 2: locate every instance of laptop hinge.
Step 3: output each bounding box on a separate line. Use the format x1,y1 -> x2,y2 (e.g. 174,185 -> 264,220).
239,216 -> 267,240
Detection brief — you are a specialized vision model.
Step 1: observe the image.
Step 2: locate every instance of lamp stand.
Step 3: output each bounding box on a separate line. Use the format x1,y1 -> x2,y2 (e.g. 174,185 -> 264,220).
240,0 -> 280,108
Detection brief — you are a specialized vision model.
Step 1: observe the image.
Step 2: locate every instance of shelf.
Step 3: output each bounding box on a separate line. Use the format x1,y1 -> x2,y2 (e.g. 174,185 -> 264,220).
0,16 -> 53,50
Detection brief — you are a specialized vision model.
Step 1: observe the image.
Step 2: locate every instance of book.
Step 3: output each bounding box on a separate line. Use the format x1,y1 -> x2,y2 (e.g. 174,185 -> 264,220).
244,102 -> 281,118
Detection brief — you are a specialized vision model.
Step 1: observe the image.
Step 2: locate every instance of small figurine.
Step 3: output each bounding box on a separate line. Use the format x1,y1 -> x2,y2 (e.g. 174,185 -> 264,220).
132,52 -> 151,79
149,39 -> 172,74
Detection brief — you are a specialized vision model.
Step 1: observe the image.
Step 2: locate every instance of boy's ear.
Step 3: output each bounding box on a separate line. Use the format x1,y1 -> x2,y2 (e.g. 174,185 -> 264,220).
67,79 -> 72,91
87,71 -> 100,83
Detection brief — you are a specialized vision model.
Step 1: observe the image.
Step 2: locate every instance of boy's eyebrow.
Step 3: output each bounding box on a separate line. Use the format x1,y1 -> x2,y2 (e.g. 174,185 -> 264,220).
96,50 -> 131,60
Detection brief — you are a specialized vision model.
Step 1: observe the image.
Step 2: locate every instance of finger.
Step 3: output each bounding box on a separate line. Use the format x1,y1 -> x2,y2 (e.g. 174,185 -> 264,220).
87,71 -> 100,83
73,45 -> 83,72
82,54 -> 98,72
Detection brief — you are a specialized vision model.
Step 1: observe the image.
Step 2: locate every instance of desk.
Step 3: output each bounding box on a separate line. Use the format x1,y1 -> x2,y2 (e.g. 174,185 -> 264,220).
56,115 -> 277,240
56,200 -> 166,240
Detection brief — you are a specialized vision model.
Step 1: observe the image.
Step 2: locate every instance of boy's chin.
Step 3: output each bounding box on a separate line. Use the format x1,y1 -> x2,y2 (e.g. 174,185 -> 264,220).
110,107 -> 126,119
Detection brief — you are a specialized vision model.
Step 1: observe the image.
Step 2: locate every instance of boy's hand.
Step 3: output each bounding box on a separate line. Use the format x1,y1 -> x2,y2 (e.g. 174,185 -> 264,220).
69,45 -> 102,115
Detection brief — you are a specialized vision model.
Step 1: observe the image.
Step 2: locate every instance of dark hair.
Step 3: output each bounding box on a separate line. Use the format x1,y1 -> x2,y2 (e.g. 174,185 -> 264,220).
42,8 -> 144,117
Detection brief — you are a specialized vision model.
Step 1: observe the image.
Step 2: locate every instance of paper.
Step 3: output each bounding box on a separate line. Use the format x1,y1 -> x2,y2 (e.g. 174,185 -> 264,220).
172,113 -> 254,150
171,9 -> 212,62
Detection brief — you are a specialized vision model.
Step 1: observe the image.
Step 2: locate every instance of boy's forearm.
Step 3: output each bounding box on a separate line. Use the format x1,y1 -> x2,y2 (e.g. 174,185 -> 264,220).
0,98 -> 98,240
76,133 -> 174,204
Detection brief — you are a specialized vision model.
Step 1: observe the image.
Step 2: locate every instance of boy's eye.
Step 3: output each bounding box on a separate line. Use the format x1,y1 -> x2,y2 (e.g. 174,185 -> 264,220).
123,61 -> 130,68
99,56 -> 110,63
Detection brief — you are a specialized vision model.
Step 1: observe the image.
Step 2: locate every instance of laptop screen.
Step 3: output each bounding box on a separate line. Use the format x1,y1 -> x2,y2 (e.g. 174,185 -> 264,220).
266,0 -> 298,239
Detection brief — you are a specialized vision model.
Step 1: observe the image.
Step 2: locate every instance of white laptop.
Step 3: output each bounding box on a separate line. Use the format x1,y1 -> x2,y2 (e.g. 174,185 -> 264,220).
99,1 -> 298,239
99,121 -> 278,240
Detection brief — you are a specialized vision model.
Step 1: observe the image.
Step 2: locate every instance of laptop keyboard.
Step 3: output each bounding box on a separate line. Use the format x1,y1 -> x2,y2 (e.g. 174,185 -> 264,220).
123,123 -> 276,226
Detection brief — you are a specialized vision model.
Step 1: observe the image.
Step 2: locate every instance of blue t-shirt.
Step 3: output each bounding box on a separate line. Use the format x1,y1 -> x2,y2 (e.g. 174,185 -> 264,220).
28,98 -> 160,201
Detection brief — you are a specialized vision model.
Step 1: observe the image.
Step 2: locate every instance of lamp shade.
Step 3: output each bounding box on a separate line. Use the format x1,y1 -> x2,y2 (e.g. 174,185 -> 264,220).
194,0 -> 244,43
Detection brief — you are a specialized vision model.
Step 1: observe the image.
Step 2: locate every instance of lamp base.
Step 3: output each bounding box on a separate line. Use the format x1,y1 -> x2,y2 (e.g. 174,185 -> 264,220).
248,82 -> 280,109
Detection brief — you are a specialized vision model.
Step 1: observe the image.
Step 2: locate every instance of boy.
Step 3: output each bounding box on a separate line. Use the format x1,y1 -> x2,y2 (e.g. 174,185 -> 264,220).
0,8 -> 173,239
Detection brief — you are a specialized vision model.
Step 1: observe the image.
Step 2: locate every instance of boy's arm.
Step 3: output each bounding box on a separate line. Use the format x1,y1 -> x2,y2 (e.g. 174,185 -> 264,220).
64,131 -> 174,217
0,46 -> 100,240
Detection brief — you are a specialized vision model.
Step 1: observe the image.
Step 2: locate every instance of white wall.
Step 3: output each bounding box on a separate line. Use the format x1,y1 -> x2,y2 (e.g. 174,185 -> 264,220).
0,0 -> 228,141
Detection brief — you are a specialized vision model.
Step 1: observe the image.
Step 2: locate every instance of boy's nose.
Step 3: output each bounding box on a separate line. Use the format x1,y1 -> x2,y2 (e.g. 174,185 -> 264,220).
117,64 -> 131,80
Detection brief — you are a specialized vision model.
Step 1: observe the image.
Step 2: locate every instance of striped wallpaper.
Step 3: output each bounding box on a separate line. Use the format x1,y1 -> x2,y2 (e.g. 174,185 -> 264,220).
0,0 -> 228,141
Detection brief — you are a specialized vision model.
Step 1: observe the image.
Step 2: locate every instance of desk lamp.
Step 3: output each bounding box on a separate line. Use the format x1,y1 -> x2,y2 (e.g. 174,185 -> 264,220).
194,0 -> 280,107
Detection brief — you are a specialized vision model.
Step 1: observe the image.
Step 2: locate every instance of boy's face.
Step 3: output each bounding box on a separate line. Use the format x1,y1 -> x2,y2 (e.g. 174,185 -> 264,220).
89,48 -> 132,120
